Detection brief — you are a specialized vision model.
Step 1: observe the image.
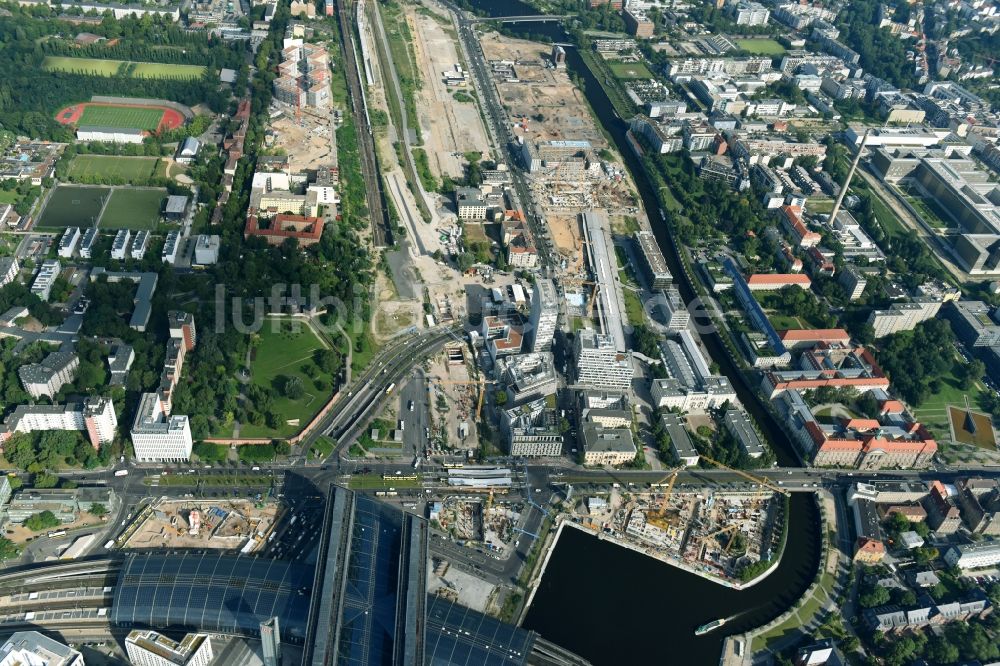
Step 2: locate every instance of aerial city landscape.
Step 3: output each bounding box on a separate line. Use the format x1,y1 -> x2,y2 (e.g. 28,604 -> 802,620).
0,0 -> 999,664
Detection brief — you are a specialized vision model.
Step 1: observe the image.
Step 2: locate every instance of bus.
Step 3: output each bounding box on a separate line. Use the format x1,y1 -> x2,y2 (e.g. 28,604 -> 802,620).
375,491 -> 398,497
385,383 -> 396,395
442,461 -> 464,469
47,530 -> 67,539
114,470 -> 129,477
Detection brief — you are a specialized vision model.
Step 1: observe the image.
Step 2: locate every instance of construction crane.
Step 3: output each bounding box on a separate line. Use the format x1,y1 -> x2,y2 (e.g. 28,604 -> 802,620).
698,455 -> 788,496
651,466 -> 685,516
431,378 -> 496,420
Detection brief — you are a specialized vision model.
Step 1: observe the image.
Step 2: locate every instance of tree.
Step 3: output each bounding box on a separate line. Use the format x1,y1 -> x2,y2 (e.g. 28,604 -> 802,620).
283,375 -> 304,400
0,537 -> 19,561
926,636 -> 959,664
494,390 -> 508,407
274,440 -> 291,456
88,503 -> 107,517
32,472 -> 60,489
914,546 -> 939,565
960,359 -> 986,390
859,585 -> 890,608
24,510 -> 60,532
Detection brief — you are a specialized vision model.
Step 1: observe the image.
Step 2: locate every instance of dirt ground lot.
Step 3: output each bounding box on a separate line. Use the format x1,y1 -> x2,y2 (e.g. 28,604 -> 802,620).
407,0 -> 490,179
480,32 -> 607,150
548,212 -> 582,256
268,112 -> 336,172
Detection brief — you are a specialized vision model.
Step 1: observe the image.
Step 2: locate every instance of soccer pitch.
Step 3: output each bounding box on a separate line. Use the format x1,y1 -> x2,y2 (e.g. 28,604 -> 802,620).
67,155 -> 160,181
35,185 -> 109,229
607,61 -> 654,80
100,189 -> 167,230
78,105 -> 165,131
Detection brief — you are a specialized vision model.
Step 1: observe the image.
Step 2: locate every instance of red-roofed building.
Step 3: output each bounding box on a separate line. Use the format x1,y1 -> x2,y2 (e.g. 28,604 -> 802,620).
854,537 -> 886,563
245,213 -> 325,247
806,246 -> 836,277
810,417 -> 937,469
778,328 -> 852,350
762,345 -> 890,398
746,273 -> 812,291
781,205 -> 821,248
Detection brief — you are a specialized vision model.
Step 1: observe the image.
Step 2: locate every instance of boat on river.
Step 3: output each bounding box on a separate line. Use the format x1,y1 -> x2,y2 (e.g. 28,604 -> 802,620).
694,617 -> 727,636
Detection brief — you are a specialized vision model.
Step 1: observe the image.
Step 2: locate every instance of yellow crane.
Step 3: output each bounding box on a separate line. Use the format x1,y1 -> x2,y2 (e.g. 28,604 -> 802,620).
698,454 -> 788,496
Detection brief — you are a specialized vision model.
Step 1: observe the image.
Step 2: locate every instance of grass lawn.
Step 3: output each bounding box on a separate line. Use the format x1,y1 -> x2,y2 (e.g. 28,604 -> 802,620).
241,319 -> 331,438
623,288 -> 645,326
36,185 -> 109,229
911,362 -> 988,438
100,188 -> 166,230
79,105 -> 164,131
607,61 -> 654,80
735,38 -> 786,55
0,191 -> 19,205
43,56 -> 205,79
67,155 -> 159,182
767,314 -> 805,330
808,198 -> 834,214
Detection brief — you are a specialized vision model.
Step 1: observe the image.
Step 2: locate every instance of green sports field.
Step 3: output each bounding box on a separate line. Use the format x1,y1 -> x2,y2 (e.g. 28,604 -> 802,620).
43,56 -> 206,80
78,105 -> 164,131
736,38 -> 786,55
67,155 -> 160,181
99,188 -> 167,230
607,61 -> 654,80
35,185 -> 109,229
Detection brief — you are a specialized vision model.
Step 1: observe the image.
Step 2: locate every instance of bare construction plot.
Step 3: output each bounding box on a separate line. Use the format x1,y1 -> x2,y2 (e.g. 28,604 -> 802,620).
407,1 -> 490,180
267,112 -> 336,173
480,32 -> 607,149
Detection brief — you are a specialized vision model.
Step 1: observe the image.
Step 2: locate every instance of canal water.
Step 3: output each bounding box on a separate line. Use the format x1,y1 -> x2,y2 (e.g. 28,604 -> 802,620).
453,0 -> 824,662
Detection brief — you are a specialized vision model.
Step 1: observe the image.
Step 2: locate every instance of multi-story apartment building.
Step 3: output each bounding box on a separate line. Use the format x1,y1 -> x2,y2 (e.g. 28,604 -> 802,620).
57,227 -> 81,258
111,228 -> 132,260
0,397 -> 117,450
867,299 -> 942,338
944,541 -> 1000,570
168,310 -> 198,352
0,256 -> 18,288
18,351 -> 79,399
528,279 -> 558,352
125,630 -> 213,666
30,259 -> 60,301
574,329 -> 634,390
730,1 -> 769,25
131,392 -> 193,462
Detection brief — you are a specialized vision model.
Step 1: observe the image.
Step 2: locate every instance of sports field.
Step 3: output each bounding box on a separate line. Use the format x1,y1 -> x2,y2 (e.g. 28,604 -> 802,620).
67,155 -> 160,181
736,38 -> 786,55
43,56 -> 206,80
240,319 -> 333,438
607,61 -> 654,80
78,105 -> 165,131
100,188 -> 167,230
35,185 -> 109,229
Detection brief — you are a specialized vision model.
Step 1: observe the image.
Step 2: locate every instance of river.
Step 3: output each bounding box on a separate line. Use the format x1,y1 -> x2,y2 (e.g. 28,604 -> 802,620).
453,0 -> 824,662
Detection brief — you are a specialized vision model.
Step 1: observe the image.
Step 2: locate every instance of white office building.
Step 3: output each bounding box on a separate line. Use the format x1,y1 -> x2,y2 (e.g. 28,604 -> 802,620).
529,279 -> 559,352
131,392 -> 193,462
126,630 -> 213,666
574,329 -> 634,390
944,541 -> 1000,570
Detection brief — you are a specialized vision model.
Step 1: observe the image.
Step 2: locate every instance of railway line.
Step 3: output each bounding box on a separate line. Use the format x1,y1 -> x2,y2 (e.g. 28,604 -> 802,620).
336,0 -> 393,247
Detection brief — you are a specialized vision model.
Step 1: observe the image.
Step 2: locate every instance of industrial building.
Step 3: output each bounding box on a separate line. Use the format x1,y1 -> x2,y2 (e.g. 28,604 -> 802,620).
581,211 -> 627,352
5,486 -> 116,524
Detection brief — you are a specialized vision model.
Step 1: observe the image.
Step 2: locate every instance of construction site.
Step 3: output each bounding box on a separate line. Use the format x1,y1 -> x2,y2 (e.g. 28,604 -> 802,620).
576,466 -> 788,584
429,494 -> 524,557
424,347 -> 481,455
117,498 -> 279,553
